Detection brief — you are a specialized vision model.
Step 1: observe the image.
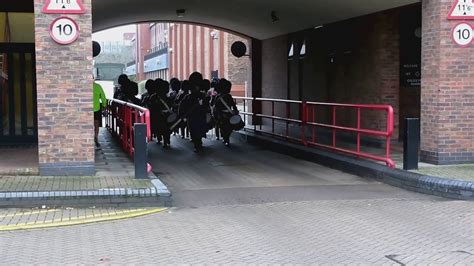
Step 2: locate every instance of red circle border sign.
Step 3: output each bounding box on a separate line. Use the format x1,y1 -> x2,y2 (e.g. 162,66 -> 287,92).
451,22 -> 474,48
49,16 -> 80,45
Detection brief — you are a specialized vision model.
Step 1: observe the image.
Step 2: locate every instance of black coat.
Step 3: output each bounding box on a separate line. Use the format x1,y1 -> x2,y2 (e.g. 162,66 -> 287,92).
179,92 -> 209,139
215,93 -> 238,121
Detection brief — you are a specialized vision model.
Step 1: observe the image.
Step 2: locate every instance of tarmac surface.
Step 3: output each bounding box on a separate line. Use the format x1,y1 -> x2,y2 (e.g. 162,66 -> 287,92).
150,133 -> 425,207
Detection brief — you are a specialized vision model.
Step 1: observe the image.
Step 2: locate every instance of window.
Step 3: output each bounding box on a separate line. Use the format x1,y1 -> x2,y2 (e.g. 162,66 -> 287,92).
300,40 -> 306,58
150,24 -> 156,49
288,43 -> 294,59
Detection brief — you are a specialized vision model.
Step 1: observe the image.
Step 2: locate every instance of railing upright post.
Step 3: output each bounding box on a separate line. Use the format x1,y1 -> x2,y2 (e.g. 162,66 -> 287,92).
122,106 -> 128,151
145,110 -> 151,141
129,108 -> 134,157
111,103 -> 115,135
107,106 -> 110,128
242,99 -> 246,124
332,106 -> 337,147
386,107 -> 395,168
286,102 -> 290,138
253,98 -> 257,131
312,105 -> 316,143
357,107 -> 361,154
301,101 -> 307,145
272,101 -> 275,134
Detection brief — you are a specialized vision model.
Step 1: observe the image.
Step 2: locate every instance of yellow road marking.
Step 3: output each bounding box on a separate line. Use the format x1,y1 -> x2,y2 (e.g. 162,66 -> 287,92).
0,209 -> 59,219
23,208 -> 148,225
0,208 -> 166,231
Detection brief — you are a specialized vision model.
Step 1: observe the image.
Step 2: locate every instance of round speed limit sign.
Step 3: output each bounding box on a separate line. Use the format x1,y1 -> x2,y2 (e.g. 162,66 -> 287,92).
452,22 -> 473,47
49,16 -> 80,45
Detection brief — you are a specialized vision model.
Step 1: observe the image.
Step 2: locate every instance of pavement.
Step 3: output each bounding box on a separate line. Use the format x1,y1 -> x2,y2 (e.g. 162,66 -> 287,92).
414,164 -> 474,181
0,192 -> 472,264
0,133 -> 473,264
0,129 -> 170,207
0,146 -> 38,175
0,207 -> 166,231
149,133 -> 424,206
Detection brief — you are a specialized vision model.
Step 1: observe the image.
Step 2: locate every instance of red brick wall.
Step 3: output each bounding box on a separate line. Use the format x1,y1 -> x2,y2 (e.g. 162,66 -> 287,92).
261,35 -> 288,118
420,0 -> 474,164
34,0 -> 95,175
136,24 -> 150,81
262,10 -> 401,140
323,11 -> 400,138
226,33 -> 250,93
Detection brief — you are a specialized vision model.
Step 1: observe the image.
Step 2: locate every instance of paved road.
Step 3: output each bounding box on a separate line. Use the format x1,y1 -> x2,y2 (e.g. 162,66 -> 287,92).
150,134 -> 422,207
1,135 -> 473,264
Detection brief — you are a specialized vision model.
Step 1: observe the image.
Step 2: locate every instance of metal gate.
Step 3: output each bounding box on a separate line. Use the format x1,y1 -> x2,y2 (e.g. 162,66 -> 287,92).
0,43 -> 37,145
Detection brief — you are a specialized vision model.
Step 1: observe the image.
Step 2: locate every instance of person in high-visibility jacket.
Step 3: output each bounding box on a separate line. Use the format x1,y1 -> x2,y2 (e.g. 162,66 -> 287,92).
93,81 -> 107,148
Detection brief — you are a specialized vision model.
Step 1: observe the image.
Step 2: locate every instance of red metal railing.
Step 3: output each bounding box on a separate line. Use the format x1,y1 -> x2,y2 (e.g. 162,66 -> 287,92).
104,99 -> 151,159
234,97 -> 395,168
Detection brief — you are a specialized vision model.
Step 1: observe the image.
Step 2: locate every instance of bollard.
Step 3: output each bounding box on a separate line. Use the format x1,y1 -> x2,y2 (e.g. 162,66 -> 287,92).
403,118 -> 420,170
134,123 -> 148,179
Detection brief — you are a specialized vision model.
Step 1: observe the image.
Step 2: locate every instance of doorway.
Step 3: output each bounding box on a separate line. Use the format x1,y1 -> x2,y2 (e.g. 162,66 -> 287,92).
0,43 -> 37,145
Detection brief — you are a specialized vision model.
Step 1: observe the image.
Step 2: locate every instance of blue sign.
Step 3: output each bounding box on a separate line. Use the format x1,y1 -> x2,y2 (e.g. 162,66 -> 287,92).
144,53 -> 168,73
126,64 -> 136,76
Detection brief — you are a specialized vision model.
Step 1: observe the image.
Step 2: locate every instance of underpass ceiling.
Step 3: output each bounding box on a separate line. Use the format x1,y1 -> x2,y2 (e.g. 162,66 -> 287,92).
93,0 -> 419,39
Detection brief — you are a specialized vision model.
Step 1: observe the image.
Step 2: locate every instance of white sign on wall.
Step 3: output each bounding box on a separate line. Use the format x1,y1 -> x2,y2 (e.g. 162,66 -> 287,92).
451,22 -> 473,47
49,16 -> 80,45
448,0 -> 474,20
43,0 -> 86,14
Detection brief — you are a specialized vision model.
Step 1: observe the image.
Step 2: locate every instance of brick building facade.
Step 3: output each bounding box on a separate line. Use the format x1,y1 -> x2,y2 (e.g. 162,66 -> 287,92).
129,23 -> 250,96
0,0 -> 473,176
420,0 -> 474,164
33,0 -> 95,175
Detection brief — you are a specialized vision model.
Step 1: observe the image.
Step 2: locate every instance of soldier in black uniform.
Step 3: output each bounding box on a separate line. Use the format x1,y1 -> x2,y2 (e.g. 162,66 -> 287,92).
141,79 -> 156,107
168,78 -> 181,135
168,78 -> 181,102
125,81 -> 141,105
178,72 -> 209,152
141,79 -> 158,140
174,80 -> 191,139
153,79 -> 174,148
114,74 -> 129,100
215,79 -> 239,146
200,79 -> 215,132
209,79 -> 221,140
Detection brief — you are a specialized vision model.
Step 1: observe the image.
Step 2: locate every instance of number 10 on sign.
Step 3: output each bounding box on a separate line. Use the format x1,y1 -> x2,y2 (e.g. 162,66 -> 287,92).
452,22 -> 473,47
49,16 -> 80,45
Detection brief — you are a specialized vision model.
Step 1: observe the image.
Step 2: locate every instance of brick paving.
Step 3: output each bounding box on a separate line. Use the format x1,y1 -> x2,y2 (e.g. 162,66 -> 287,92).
0,175 -> 152,192
0,130 -> 169,203
95,128 -> 135,177
0,128 -> 134,177
0,133 -> 472,264
0,197 -> 472,264
0,207 -> 165,230
414,164 -> 474,181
